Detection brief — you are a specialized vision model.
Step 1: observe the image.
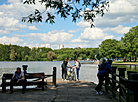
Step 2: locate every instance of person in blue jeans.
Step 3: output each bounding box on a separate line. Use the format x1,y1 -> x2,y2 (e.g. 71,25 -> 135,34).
73,59 -> 80,81
95,60 -> 112,95
9,67 -> 26,94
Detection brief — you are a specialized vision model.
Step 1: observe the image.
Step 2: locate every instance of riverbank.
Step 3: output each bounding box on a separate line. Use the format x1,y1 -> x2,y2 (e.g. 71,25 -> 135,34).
0,79 -> 117,102
113,61 -> 138,65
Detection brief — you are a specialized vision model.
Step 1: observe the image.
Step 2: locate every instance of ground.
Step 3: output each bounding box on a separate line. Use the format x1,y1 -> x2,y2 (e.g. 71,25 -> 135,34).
0,79 -> 117,102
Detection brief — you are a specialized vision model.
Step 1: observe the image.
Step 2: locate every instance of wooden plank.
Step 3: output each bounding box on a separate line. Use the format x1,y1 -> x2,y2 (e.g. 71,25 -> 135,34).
113,90 -> 119,97
25,73 -> 45,79
2,81 -> 47,86
3,74 -> 13,79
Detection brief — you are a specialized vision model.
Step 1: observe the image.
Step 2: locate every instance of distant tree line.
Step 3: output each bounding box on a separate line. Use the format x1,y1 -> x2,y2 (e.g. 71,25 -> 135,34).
0,45 -> 100,61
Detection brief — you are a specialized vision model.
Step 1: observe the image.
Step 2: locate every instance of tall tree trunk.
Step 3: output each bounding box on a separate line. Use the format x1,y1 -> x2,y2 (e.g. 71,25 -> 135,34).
130,56 -> 131,62
134,57 -> 136,62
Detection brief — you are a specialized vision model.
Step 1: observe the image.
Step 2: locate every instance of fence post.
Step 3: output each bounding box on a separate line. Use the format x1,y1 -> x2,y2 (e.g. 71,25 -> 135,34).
105,73 -> 109,92
133,74 -> 138,102
127,71 -> 137,80
22,65 -> 28,74
126,72 -> 138,102
53,67 -> 56,88
2,76 -> 6,92
118,68 -> 126,102
111,66 -> 117,97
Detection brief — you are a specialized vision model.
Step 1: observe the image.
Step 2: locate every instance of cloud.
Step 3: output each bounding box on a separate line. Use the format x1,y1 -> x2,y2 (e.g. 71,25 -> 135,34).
77,0 -> 138,28
77,20 -> 91,28
79,28 -> 114,40
103,25 -> 131,34
29,26 -> 39,30
68,29 -> 80,33
12,30 -> 74,44
0,36 -> 24,44
0,17 -> 28,34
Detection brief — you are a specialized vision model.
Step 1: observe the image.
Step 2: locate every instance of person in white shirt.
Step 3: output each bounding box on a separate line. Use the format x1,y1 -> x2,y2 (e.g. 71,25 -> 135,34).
9,67 -> 26,94
73,59 -> 80,81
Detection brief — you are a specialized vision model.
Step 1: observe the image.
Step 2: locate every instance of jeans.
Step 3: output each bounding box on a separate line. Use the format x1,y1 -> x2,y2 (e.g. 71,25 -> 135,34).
10,79 -> 26,92
62,69 -> 67,79
95,73 -> 104,92
76,68 -> 80,80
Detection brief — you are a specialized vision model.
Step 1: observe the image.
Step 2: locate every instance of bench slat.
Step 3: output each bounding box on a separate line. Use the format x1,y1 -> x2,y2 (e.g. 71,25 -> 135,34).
1,81 -> 46,86
2,73 -> 45,79
25,73 -> 44,79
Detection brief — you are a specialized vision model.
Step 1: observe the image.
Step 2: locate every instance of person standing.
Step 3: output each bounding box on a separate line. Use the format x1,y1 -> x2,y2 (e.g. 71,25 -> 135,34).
61,58 -> 72,81
95,60 -> 112,94
73,59 -> 80,81
9,67 -> 26,94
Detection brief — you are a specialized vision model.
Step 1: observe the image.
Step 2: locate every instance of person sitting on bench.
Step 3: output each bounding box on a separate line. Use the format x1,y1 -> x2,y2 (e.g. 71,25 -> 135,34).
9,67 -> 26,94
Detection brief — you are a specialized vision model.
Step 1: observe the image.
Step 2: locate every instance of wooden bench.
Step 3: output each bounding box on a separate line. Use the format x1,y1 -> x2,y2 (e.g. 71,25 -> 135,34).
1,73 -> 46,92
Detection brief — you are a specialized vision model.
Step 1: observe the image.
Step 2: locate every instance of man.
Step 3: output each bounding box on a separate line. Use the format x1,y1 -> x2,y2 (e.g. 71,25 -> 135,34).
73,59 -> 80,81
61,58 -> 72,81
9,67 -> 26,94
95,60 -> 112,95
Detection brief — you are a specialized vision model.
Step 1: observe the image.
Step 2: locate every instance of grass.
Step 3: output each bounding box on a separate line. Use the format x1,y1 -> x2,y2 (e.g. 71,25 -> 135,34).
113,61 -> 138,64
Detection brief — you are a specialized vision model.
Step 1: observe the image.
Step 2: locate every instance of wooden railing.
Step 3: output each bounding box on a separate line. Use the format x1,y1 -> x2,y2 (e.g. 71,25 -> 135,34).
103,66 -> 138,102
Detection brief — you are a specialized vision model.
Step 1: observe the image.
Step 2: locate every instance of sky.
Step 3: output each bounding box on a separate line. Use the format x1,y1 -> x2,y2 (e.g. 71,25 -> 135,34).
0,0 -> 138,49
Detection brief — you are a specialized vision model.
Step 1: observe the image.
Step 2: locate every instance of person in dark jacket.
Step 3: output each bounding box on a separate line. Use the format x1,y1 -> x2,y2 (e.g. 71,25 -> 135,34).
95,60 -> 112,94
61,58 -> 72,81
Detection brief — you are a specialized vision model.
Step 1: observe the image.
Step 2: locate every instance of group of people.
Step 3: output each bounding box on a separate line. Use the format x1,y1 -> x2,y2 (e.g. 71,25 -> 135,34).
61,58 -> 80,81
9,58 -> 112,95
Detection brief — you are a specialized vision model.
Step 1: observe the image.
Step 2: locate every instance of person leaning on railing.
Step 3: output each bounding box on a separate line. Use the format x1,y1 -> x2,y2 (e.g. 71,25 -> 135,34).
95,60 -> 112,95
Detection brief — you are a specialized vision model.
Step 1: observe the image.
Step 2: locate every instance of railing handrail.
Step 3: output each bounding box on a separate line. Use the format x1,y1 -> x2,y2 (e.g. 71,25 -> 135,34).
103,66 -> 138,102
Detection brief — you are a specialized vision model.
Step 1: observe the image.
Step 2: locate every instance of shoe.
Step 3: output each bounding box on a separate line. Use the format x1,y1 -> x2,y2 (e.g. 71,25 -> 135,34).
22,91 -> 25,94
9,91 -> 13,94
99,91 -> 103,95
96,92 -> 99,95
65,79 -> 67,81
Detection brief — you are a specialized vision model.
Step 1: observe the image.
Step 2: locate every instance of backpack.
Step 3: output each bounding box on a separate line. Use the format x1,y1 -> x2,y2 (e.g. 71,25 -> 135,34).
61,61 -> 66,70
98,63 -> 108,71
78,61 -> 81,68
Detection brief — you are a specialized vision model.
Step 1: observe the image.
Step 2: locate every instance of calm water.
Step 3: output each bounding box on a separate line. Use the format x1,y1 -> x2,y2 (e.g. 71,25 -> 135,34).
0,61 -> 99,85
0,61 -> 138,88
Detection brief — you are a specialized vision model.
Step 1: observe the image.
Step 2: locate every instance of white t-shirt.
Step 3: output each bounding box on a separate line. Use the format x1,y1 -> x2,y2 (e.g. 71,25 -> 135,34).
13,71 -> 24,80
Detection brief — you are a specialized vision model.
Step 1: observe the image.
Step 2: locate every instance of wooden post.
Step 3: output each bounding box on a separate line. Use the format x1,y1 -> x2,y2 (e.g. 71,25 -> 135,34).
42,75 -> 44,91
105,73 -> 109,92
2,76 -> 6,92
53,67 -> 56,87
133,74 -> 138,102
118,68 -> 126,102
111,66 -> 117,97
126,73 -> 138,102
127,71 -> 137,80
22,65 -> 28,74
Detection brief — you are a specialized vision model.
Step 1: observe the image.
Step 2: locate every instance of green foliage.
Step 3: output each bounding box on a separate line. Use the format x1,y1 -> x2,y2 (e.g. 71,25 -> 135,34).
0,44 -> 101,61
47,51 -> 56,61
22,0 -> 109,27
99,39 -> 122,59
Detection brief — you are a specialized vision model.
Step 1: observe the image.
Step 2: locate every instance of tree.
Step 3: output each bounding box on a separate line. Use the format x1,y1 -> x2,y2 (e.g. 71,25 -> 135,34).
10,47 -> 17,61
22,0 -> 109,27
99,39 -> 121,59
47,51 -> 56,61
121,25 -> 138,62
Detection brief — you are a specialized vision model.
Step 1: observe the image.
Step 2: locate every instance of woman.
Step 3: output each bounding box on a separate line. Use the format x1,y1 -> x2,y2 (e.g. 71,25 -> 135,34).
73,59 -> 80,81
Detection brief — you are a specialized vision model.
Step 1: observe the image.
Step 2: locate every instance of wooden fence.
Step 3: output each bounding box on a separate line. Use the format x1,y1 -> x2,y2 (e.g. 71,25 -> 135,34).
103,66 -> 138,102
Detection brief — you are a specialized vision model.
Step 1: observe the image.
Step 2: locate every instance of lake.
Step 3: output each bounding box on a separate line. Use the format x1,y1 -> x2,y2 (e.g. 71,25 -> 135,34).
0,61 -> 138,88
0,61 -> 99,86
